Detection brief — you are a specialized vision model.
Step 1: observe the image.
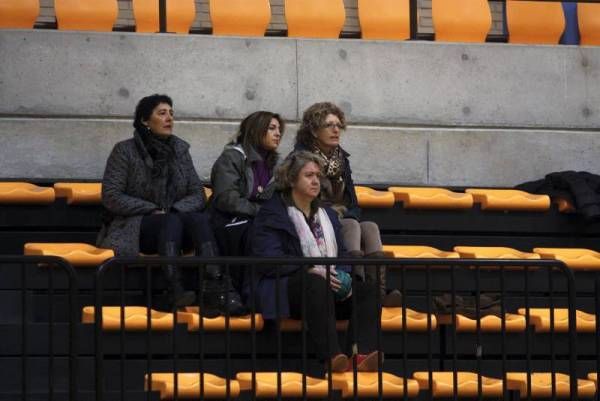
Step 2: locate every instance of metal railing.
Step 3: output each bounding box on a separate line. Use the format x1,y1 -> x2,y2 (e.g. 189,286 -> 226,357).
92,256 -> 580,401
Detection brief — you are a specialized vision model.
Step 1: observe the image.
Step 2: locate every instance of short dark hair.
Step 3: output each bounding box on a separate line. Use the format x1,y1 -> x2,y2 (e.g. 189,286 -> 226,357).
295,102 -> 346,149
236,111 -> 285,168
133,94 -> 173,131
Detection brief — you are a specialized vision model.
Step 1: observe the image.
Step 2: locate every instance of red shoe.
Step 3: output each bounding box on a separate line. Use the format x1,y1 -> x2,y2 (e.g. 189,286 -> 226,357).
329,353 -> 349,373
348,351 -> 384,372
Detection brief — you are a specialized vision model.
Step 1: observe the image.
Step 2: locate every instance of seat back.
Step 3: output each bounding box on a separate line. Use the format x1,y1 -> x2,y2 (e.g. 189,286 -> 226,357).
432,0 -> 492,43
284,0 -> 345,39
578,3 -> 600,46
358,0 -> 410,40
506,0 -> 565,44
210,0 -> 271,36
0,0 -> 39,29
133,0 -> 196,34
54,0 -> 118,31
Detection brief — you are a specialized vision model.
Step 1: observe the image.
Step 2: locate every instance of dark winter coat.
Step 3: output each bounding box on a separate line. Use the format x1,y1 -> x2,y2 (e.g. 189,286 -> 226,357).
249,192 -> 350,319
210,143 -> 275,227
294,143 -> 361,220
97,130 -> 206,256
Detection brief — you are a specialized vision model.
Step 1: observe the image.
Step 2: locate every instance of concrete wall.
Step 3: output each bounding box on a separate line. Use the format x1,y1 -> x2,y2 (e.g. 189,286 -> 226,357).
1,30 -> 599,186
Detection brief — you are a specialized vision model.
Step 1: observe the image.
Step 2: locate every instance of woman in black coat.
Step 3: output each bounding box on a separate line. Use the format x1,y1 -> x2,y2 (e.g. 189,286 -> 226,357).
251,151 -> 382,373
97,94 -> 245,315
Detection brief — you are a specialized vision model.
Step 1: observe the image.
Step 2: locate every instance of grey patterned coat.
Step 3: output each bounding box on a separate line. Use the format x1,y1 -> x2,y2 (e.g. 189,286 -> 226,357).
96,130 -> 206,256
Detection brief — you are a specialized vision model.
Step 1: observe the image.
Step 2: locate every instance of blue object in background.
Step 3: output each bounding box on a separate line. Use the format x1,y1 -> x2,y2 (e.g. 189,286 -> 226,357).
335,269 -> 352,301
561,2 -> 580,44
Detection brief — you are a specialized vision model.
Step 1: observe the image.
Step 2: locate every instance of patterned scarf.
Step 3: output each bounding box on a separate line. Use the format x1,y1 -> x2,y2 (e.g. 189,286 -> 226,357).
313,146 -> 346,207
287,206 -> 338,269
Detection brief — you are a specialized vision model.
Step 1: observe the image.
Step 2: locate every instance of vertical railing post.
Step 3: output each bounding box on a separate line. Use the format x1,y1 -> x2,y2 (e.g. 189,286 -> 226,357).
159,0 -> 167,33
410,0 -> 418,39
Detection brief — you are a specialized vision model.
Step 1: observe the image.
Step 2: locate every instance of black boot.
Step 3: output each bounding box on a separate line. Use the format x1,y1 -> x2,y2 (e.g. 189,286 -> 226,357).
163,241 -> 196,309
199,241 -> 248,317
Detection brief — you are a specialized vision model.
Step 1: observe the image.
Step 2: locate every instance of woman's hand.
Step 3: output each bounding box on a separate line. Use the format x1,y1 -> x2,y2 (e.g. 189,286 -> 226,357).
309,266 -> 342,291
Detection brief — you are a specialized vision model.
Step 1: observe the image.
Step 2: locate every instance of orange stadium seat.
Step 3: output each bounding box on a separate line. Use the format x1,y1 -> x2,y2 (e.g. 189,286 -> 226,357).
466,189 -> 550,211
355,186 -> 395,208
178,306 -> 265,331
210,0 -> 271,37
54,0 -> 118,32
534,247 -> 600,271
431,0 -> 492,43
413,371 -> 504,398
0,0 -> 39,29
358,0 -> 410,40
237,372 -> 330,398
24,242 -> 114,267
82,306 -> 176,331
437,313 -> 526,332
0,182 -> 55,204
454,246 -> 540,260
388,187 -> 473,209
146,373 -> 241,399
133,0 -> 196,34
330,372 -> 419,398
506,0 -> 565,44
506,372 -> 596,398
54,182 -> 102,205
517,308 -> 596,333
578,3 -> 600,46
381,307 -> 438,331
383,245 -> 460,259
284,0 -> 345,39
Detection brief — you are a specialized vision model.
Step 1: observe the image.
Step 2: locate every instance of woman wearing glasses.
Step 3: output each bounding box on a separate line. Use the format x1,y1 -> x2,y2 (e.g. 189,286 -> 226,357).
293,102 -> 401,307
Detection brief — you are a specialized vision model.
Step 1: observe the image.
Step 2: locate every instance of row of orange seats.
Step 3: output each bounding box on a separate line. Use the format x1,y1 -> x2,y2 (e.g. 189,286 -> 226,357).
144,370 -> 599,399
2,0 -> 600,45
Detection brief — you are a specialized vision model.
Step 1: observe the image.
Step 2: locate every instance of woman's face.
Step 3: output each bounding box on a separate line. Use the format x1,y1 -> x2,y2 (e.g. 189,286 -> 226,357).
143,102 -> 174,136
292,161 -> 322,201
314,113 -> 343,153
261,118 -> 282,151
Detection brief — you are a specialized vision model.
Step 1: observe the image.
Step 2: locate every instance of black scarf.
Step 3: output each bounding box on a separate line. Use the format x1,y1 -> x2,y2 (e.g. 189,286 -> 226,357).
136,128 -> 179,210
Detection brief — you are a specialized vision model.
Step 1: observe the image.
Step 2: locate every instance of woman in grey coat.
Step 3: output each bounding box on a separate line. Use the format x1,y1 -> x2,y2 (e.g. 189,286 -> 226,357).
97,94 -> 246,315
210,111 -> 284,290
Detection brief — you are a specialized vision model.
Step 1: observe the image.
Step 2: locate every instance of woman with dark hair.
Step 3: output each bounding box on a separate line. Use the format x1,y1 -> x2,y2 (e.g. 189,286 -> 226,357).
97,94 -> 245,315
209,111 -> 284,288
294,102 -> 401,307
251,151 -> 382,373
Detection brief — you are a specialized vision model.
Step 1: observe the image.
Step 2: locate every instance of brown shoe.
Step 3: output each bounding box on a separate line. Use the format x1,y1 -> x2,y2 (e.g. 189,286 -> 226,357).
329,353 -> 349,373
382,289 -> 402,307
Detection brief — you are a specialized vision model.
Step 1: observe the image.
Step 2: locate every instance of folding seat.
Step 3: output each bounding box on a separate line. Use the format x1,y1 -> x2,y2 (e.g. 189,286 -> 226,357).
284,0 -> 345,39
578,3 -> 600,46
431,0 -> 492,43
413,371 -> 504,398
383,245 -> 459,259
357,0 -> 410,40
133,0 -> 195,34
517,308 -> 596,333
534,247 -> 600,271
388,187 -> 473,209
506,372 -> 596,398
54,182 -> 101,205
466,188 -> 550,211
24,242 -> 114,267
236,372 -> 329,398
381,306 -> 438,331
54,0 -> 118,32
210,0 -> 271,37
454,246 -> 540,260
437,312 -> 526,333
355,186 -> 395,208
0,182 -> 55,204
0,0 -> 39,29
506,0 -> 565,44
178,306 -> 265,332
146,373 -> 241,399
330,371 -> 419,398
82,306 -> 176,330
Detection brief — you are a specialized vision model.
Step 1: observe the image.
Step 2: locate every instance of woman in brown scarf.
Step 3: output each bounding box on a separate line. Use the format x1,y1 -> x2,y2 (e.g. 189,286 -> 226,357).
293,102 -> 401,307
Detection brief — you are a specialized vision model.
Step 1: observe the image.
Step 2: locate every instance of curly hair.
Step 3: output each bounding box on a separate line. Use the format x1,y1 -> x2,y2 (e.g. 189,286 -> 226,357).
275,151 -> 324,192
235,111 -> 285,169
295,102 -> 346,149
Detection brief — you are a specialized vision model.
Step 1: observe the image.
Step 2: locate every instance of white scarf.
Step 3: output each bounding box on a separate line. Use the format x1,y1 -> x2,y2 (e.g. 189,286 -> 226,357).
287,207 -> 338,269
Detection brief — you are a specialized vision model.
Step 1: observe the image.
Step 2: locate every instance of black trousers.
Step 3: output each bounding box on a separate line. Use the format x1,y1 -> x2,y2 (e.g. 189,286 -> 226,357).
287,269 -> 380,360
213,218 -> 253,291
139,211 -> 216,255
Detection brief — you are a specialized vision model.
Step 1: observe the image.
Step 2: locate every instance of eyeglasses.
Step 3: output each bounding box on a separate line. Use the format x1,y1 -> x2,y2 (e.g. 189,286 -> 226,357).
323,122 -> 344,130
